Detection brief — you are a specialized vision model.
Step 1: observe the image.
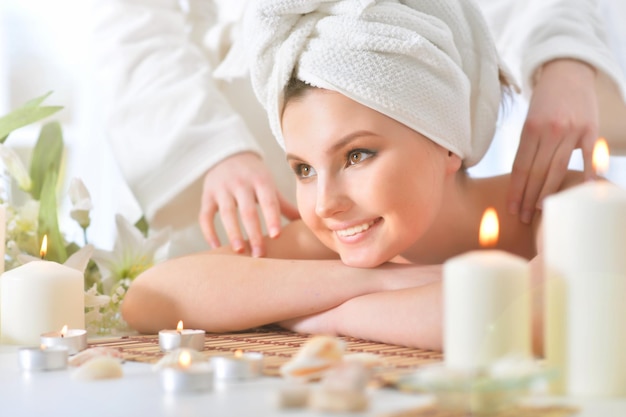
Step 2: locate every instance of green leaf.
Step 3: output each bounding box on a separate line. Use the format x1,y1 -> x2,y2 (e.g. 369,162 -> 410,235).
38,171 -> 67,263
0,91 -> 62,143
0,107 -> 63,143
29,121 -> 64,200
23,91 -> 54,109
134,215 -> 149,238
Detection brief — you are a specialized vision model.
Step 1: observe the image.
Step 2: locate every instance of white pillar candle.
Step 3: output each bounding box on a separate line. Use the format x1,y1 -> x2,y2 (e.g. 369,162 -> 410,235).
543,180 -> 626,397
444,250 -> 531,371
1,260 -> 85,345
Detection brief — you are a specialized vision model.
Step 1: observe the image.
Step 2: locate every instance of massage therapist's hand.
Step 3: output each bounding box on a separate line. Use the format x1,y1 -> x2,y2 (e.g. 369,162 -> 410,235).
199,152 -> 300,257
508,59 -> 598,224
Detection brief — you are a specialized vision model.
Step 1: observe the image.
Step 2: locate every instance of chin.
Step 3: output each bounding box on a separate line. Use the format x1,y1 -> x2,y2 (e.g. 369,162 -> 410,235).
339,252 -> 389,269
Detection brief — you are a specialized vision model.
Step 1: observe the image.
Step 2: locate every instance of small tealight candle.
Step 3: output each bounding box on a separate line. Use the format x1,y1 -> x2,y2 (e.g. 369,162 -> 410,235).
41,325 -> 88,355
211,350 -> 264,381
160,350 -> 213,394
159,320 -> 205,352
18,345 -> 68,372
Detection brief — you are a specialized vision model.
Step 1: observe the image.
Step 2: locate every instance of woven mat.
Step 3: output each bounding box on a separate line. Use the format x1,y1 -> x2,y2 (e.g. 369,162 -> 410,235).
89,327 -> 442,383
378,404 -> 579,417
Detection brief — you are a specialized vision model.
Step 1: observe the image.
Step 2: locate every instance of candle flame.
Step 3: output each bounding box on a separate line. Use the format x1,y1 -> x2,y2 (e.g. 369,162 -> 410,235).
234,349 -> 243,358
592,137 -> 610,176
40,235 -> 48,259
60,325 -> 68,338
178,350 -> 191,368
176,320 -> 184,332
479,207 -> 499,248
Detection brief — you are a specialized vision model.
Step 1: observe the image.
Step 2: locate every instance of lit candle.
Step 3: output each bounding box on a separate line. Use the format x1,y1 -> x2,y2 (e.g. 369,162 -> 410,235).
18,345 -> 68,372
160,349 -> 213,393
0,237 -> 85,345
41,325 -> 88,355
211,350 -> 264,381
443,208 -> 531,371
159,320 -> 205,352
543,138 -> 626,397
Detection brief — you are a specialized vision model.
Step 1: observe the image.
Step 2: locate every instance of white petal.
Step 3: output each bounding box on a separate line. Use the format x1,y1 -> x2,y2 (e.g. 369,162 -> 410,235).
0,144 -> 32,191
68,178 -> 91,205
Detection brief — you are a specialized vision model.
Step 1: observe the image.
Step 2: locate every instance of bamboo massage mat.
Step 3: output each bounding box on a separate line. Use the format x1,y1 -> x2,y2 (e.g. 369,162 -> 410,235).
89,326 -> 442,382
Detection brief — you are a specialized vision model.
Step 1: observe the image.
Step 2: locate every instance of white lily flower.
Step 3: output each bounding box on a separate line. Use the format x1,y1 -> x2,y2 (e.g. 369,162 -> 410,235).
92,214 -> 170,295
85,283 -> 111,308
0,144 -> 32,191
68,178 -> 92,229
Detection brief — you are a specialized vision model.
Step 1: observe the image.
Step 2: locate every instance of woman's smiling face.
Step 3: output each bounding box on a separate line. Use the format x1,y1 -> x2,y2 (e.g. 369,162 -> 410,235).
282,88 -> 460,267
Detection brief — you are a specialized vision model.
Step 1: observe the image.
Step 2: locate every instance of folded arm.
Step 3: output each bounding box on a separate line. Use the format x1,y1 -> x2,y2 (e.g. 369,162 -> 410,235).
279,278 -> 443,351
122,221 -> 432,334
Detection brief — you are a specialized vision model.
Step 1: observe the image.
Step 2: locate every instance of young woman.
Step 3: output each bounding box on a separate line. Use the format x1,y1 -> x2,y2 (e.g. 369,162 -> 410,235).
121,0 -> 586,351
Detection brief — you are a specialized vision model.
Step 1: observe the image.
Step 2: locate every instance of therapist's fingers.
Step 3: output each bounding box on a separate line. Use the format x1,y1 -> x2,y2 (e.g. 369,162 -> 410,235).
279,194 -> 300,221
199,198 -> 221,249
237,188 -> 267,258
518,133 -> 560,224
507,126 -> 541,216
255,185 -> 282,241
534,132 -> 578,212
216,192 -> 246,253
582,134 -> 600,180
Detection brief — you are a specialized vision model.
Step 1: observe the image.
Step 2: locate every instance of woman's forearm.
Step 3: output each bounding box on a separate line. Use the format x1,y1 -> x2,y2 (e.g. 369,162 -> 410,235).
280,277 -> 444,351
122,254 -> 409,334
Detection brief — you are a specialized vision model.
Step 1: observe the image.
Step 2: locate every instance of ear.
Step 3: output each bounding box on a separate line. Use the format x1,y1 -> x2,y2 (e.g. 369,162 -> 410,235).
445,150 -> 462,174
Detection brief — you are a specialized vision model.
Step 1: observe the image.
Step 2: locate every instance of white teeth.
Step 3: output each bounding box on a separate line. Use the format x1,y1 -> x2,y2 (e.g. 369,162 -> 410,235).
336,220 -> 376,237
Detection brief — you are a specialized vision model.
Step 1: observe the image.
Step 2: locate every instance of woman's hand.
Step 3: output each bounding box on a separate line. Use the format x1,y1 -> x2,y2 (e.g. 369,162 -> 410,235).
508,59 -> 598,223
199,152 -> 300,257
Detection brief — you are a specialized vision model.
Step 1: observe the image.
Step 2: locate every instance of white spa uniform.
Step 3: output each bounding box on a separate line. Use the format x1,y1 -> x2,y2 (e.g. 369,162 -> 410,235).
91,0 -> 625,257
91,0 -> 296,257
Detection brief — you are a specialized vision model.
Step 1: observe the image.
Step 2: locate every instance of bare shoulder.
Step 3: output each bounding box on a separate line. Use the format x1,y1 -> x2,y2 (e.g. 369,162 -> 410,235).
558,170 -> 586,192
265,220 -> 340,260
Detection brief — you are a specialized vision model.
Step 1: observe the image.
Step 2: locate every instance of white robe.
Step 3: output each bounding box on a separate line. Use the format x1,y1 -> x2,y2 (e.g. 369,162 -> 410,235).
91,0 -> 296,256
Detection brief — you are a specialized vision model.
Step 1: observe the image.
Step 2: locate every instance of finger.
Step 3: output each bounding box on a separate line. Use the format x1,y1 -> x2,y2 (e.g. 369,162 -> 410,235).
581,133 -> 597,180
216,193 -> 246,253
518,133 -> 560,224
236,189 -> 266,258
199,199 -> 221,248
255,185 -> 283,239
279,194 -> 300,221
507,126 -> 541,215
535,133 -> 575,209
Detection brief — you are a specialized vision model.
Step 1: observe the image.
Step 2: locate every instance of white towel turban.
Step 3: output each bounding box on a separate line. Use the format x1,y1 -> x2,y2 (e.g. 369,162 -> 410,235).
240,0 -> 505,167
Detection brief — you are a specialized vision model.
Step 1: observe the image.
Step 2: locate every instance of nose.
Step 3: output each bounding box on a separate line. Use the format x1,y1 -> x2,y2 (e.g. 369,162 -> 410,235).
315,175 -> 350,218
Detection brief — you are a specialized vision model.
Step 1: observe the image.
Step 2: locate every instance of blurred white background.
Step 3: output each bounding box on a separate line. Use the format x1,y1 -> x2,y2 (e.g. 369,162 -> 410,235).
0,0 -> 625,248
0,0 -> 137,248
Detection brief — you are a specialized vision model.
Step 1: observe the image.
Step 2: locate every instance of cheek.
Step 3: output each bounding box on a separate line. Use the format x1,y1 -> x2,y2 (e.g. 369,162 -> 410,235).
377,156 -> 445,230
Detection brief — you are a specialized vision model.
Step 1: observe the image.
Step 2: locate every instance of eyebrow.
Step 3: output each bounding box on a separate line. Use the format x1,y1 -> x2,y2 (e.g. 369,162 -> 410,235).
285,130 -> 377,161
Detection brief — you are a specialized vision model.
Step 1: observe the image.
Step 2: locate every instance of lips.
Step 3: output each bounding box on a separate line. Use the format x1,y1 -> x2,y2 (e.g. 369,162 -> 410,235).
335,218 -> 380,237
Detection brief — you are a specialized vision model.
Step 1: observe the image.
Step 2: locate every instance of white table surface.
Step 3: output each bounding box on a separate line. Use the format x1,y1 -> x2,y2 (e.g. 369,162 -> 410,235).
1,344 -> 626,417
